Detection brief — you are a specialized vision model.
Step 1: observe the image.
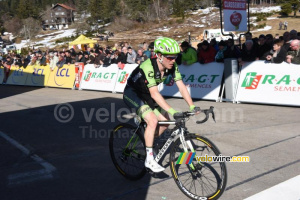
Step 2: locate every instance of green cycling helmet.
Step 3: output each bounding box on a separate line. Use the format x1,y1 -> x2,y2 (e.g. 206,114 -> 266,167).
154,37 -> 180,55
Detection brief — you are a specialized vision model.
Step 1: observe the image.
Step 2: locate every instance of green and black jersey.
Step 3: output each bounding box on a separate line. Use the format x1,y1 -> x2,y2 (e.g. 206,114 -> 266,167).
126,58 -> 182,109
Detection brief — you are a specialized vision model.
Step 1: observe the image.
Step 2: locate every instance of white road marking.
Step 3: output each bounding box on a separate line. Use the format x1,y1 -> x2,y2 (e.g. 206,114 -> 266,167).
0,131 -> 57,186
244,175 -> 300,200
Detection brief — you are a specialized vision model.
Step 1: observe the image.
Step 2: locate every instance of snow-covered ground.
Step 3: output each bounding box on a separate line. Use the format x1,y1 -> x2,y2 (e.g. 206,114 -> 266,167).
15,29 -> 77,49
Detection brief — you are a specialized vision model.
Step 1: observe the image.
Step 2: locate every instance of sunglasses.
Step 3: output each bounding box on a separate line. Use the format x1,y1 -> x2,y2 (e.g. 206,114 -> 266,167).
164,55 -> 177,61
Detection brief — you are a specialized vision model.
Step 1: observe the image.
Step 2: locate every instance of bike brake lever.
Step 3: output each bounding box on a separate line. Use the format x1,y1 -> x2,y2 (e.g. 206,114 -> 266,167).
209,106 -> 216,123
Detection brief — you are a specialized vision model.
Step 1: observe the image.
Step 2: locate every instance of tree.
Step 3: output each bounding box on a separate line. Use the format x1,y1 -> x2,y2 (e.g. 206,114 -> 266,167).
88,0 -> 102,22
22,17 -> 40,43
4,17 -> 23,35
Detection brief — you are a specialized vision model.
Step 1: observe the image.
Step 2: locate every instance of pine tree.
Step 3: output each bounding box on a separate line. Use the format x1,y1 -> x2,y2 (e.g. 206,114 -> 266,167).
89,0 -> 102,22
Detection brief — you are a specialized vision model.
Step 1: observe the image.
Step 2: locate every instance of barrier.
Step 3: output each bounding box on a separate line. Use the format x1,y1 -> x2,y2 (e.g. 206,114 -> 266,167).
0,67 -> 4,84
113,64 -> 138,93
74,62 -> 85,89
159,62 -> 224,101
6,66 -> 29,85
79,64 -> 119,92
235,61 -> 300,106
24,65 -> 51,87
46,64 -> 76,89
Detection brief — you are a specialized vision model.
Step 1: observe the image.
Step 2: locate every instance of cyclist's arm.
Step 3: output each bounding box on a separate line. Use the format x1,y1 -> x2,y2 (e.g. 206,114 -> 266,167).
149,86 -> 172,112
176,80 -> 194,107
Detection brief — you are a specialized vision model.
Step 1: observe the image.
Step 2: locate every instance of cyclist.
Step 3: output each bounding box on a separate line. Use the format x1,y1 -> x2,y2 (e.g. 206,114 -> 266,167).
123,37 -> 200,173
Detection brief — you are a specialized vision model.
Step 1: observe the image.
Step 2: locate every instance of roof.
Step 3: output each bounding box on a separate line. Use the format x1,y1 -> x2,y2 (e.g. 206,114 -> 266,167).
53,3 -> 76,11
69,35 -> 97,45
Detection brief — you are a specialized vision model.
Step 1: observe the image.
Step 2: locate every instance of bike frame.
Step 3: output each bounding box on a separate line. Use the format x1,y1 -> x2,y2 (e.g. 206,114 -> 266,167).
127,120 -> 198,171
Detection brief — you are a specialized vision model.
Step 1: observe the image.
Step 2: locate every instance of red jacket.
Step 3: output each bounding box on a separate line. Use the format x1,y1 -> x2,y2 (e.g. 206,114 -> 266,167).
197,46 -> 216,64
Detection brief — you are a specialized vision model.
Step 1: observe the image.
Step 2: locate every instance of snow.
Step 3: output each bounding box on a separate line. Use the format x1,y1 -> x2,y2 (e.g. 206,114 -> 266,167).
255,25 -> 272,32
250,6 -> 281,13
16,29 -> 77,49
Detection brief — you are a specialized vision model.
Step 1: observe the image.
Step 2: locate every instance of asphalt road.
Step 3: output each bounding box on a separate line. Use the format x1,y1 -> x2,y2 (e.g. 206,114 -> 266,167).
0,85 -> 299,200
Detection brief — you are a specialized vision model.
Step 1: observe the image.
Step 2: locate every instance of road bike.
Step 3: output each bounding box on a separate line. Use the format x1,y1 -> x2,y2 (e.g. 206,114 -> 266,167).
109,106 -> 227,200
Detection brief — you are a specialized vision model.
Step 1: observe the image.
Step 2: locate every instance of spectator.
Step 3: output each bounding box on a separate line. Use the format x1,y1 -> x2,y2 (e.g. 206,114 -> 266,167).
265,39 -> 287,63
290,29 -> 298,40
82,52 -> 90,65
180,41 -> 197,65
103,50 -> 112,66
38,52 -> 47,66
286,39 -> 300,64
258,34 -> 272,60
148,42 -> 156,58
215,40 -> 227,62
242,32 -> 258,51
94,49 -> 103,66
117,46 -> 128,64
284,21 -> 288,30
29,56 -> 38,65
56,55 -> 66,68
88,50 -> 95,64
49,52 -> 59,71
111,50 -> 120,64
279,21 -> 283,30
240,40 -> 258,62
265,34 -> 274,48
76,52 -> 84,62
282,31 -> 291,51
197,40 -> 216,64
135,48 -> 148,64
223,39 -> 241,59
65,50 -> 72,64
127,47 -> 137,64
210,39 -> 219,52
143,42 -> 151,58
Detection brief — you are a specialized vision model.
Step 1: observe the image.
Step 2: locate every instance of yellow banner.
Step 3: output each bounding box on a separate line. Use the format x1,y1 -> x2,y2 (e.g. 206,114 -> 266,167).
0,67 -> 4,84
25,65 -> 51,87
6,66 -> 29,85
46,65 -> 76,88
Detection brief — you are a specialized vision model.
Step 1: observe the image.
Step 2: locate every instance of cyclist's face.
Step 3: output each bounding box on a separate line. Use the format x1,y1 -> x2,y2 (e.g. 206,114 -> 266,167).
162,54 -> 177,69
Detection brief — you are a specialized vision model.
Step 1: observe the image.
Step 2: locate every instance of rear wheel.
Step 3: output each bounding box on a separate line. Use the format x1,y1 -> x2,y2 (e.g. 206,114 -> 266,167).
109,123 -> 146,180
170,134 -> 227,199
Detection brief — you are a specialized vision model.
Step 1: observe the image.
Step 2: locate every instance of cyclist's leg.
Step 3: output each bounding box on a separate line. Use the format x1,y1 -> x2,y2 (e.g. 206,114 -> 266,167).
142,109 -> 165,172
153,108 -> 170,137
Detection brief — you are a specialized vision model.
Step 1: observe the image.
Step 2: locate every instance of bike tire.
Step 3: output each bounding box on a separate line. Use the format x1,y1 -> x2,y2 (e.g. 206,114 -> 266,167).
109,123 -> 146,180
169,134 -> 227,200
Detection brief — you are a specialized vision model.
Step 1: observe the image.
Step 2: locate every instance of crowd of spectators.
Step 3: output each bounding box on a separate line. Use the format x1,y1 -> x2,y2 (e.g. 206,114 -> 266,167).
1,29 -> 300,72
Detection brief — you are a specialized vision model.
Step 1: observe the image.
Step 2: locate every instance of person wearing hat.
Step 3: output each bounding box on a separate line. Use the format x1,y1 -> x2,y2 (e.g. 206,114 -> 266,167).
197,40 -> 217,64
123,37 -> 201,173
181,41 -> 197,65
215,40 -> 227,63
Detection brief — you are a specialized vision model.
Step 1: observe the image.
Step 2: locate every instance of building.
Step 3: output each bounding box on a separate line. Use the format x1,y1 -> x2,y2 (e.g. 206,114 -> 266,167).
42,4 -> 76,30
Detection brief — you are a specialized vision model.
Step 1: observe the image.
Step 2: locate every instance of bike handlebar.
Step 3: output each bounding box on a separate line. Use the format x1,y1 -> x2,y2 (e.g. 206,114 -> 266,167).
174,106 -> 216,124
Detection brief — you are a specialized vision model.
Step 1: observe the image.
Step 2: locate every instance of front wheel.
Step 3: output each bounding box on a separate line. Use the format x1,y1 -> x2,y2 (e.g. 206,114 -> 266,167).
170,134 -> 227,200
109,123 -> 146,180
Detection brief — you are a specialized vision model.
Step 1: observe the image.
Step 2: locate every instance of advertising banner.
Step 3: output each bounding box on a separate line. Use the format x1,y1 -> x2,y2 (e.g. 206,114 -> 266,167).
159,62 -> 224,101
74,62 -> 85,89
223,0 -> 247,32
79,64 -> 119,92
113,64 -> 138,93
46,65 -> 76,88
0,67 -> 4,84
6,66 -> 29,85
24,65 -> 51,87
235,61 -> 300,106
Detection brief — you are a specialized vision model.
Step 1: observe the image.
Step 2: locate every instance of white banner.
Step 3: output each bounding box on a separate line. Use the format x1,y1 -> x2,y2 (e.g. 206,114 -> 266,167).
79,64 -> 119,92
113,64 -> 138,93
159,62 -> 224,101
235,61 -> 300,106
223,0 -> 247,32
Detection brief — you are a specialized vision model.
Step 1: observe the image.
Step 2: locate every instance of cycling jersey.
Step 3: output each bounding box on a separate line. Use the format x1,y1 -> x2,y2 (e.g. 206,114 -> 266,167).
125,58 -> 182,110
